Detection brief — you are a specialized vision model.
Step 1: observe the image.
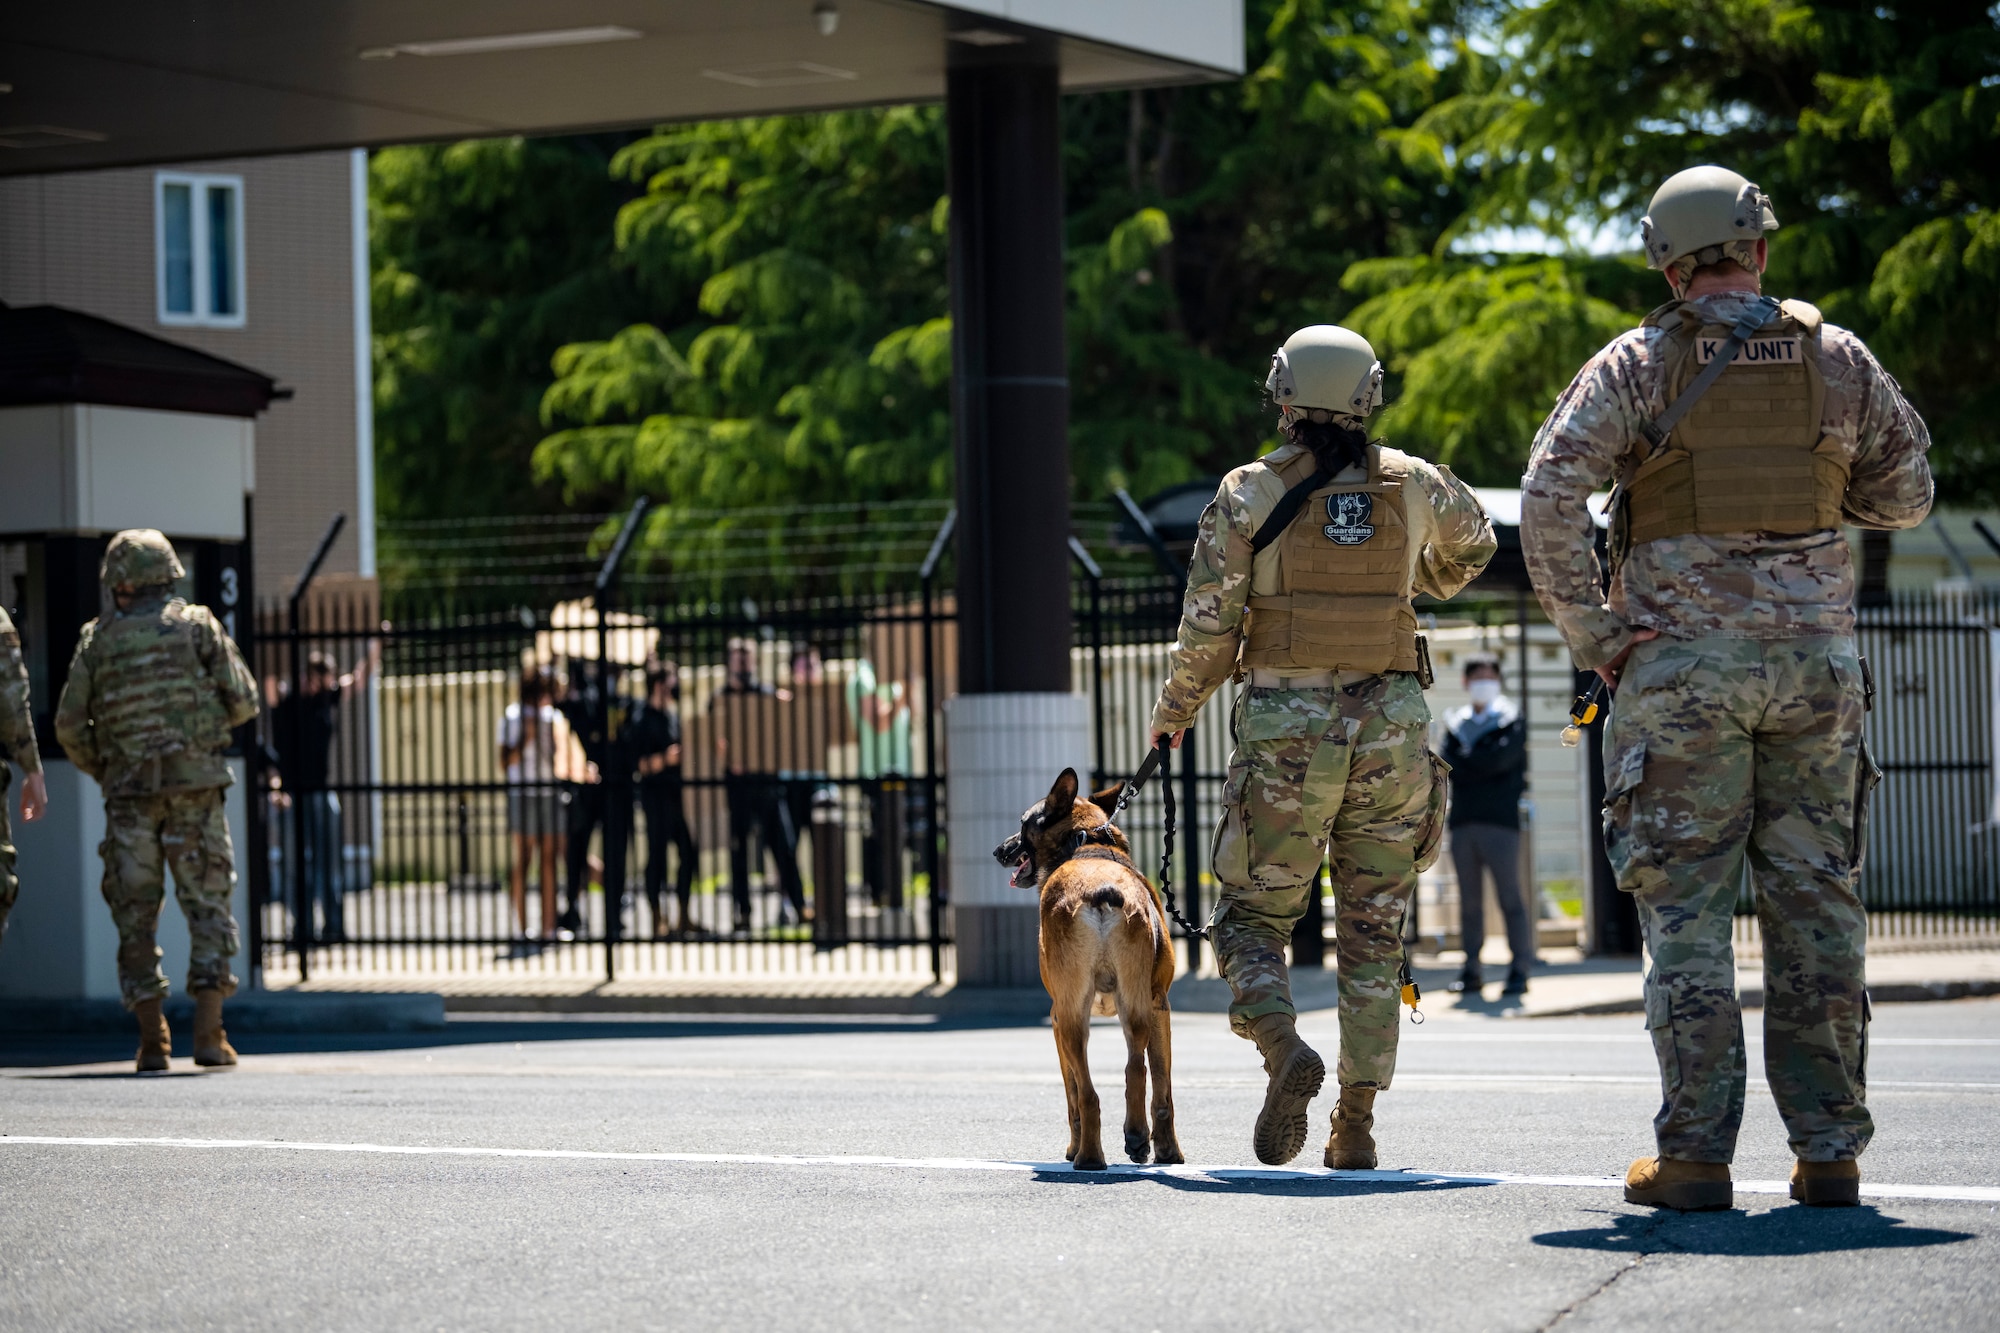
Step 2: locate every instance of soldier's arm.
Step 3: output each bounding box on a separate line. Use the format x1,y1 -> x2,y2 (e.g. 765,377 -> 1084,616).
1521,342 -> 1648,671
53,630 -> 102,778
1149,482 -> 1254,736
190,607 -> 262,729
0,614 -> 41,776
1828,331 -> 1934,531
1411,462 -> 1497,600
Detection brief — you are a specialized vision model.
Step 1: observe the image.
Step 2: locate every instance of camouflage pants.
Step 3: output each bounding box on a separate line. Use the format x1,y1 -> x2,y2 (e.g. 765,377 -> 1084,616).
1210,673 -> 1446,1090
1606,635 -> 1873,1163
100,788 -> 240,1009
0,766 -> 16,942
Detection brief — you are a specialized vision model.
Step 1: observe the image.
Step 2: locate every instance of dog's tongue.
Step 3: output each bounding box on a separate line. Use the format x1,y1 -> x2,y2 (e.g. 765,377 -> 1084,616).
1009,855 -> 1031,887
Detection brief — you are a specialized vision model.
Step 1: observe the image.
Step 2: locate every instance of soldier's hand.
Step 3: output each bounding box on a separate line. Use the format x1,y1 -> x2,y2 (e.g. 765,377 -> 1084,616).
1595,628 -> 1661,690
20,771 -> 47,822
1150,729 -> 1185,751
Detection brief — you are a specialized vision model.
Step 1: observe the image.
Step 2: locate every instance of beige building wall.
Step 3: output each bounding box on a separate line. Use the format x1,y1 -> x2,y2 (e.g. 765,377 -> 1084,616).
0,151 -> 369,598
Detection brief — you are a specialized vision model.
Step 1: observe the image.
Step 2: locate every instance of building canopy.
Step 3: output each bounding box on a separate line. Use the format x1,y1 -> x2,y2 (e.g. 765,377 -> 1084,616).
0,0 -> 1241,175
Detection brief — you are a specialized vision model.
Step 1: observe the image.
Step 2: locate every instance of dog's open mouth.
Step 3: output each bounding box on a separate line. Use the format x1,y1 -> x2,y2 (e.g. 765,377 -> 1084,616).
1008,851 -> 1034,887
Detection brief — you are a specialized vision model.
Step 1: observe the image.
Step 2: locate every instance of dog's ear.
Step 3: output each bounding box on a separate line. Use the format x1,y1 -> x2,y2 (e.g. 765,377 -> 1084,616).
1088,782 -> 1123,811
1046,768 -> 1079,816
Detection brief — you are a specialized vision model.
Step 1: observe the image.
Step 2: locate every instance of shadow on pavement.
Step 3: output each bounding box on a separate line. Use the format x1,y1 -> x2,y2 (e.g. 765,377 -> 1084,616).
0,1014 -> 1014,1070
1028,1168 -> 1493,1199
1535,1206 -> 1977,1255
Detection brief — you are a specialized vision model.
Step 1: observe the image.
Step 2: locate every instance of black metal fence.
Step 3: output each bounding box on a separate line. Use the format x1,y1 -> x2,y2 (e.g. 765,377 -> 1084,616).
247,585 -> 950,983
244,567 -> 1998,985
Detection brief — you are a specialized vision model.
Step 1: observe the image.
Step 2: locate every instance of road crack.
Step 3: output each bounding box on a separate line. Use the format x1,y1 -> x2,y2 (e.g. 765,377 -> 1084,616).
1537,1212 -> 1676,1331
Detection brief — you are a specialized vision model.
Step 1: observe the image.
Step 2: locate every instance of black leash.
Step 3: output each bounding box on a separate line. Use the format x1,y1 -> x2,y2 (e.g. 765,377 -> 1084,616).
1109,741 -> 1208,941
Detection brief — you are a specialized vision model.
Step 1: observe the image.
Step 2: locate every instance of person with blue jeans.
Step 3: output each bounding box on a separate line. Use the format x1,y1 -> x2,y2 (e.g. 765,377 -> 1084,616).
271,648 -> 372,943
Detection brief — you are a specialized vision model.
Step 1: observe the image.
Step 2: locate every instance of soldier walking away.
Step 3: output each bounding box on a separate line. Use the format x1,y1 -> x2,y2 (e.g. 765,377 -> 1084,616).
1523,165 -> 1934,1211
54,530 -> 260,1073
1149,326 -> 1495,1167
0,604 -> 51,941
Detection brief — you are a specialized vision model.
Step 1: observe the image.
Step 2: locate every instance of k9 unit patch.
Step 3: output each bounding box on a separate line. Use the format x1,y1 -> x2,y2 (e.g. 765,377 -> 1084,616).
1323,492 -> 1375,545
1696,335 -> 1800,365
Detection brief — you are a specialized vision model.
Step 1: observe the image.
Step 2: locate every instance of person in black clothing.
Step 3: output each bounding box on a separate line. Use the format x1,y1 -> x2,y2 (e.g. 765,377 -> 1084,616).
632,659 -> 699,936
554,661 -> 643,940
1441,652 -> 1536,996
710,638 -> 805,932
270,647 -> 373,942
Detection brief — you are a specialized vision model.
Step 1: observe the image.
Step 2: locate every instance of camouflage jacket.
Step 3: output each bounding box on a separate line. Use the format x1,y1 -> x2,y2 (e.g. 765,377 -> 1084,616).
1523,290 -> 1934,670
55,593 -> 259,796
1151,440 -> 1496,734
0,606 -> 40,776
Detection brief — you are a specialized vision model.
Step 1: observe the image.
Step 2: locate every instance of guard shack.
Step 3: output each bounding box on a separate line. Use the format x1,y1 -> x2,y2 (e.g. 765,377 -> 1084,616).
0,304 -> 280,1001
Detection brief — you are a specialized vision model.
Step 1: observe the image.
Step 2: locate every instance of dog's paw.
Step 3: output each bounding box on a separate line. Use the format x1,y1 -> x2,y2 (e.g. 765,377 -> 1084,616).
1151,1141 -> 1186,1166
1124,1131 -> 1151,1164
1072,1152 -> 1109,1172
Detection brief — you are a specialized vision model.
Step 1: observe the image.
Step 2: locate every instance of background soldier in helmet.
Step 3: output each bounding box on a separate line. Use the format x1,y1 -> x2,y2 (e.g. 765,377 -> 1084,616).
1149,325 -> 1495,1167
55,530 -> 261,1073
0,604 -> 51,941
1522,165 -> 1934,1211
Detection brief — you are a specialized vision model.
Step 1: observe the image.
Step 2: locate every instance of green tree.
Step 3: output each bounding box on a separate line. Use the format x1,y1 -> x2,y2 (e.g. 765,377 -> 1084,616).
1403,0 -> 2000,498
370,134 -> 643,527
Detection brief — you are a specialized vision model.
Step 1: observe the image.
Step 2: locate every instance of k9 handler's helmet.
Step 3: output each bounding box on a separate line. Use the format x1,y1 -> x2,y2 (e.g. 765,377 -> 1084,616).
1265,325 -> 1385,425
101,529 -> 185,591
1640,165 -> 1778,290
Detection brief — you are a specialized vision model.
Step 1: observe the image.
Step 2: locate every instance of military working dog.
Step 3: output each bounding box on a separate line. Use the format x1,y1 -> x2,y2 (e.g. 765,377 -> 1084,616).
993,768 -> 1183,1171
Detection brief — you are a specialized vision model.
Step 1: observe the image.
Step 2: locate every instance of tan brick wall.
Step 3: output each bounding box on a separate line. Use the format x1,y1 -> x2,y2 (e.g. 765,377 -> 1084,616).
0,153 -> 365,599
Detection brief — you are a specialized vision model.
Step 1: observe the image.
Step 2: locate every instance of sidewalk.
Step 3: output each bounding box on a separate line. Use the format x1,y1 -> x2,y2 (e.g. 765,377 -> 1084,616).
264,940 -> 2000,1021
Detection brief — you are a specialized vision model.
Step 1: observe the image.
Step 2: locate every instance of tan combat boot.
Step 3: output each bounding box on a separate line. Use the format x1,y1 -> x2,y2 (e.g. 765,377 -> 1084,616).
1625,1156 -> 1732,1211
1246,1013 -> 1324,1166
191,989 -> 238,1068
134,997 -> 171,1073
1790,1159 -> 1860,1208
1324,1087 -> 1378,1170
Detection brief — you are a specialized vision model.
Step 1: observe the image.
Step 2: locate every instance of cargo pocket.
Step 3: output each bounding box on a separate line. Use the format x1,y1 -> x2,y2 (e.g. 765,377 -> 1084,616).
1645,983 -> 1684,1107
1413,750 -> 1450,873
1850,733 -> 1883,876
1602,740 -> 1666,896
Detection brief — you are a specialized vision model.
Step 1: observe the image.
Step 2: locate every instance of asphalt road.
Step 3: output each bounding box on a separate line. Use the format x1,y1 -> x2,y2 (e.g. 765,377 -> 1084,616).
3,996 -> 1997,1332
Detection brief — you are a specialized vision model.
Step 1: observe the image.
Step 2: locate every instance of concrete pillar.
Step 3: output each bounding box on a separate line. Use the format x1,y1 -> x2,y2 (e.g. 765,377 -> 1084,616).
945,32 -> 1078,988
947,694 -> 1090,986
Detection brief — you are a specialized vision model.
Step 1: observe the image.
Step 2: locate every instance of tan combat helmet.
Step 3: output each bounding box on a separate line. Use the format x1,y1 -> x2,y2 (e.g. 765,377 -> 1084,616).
101,529 -> 185,592
1265,325 -> 1385,425
1640,165 -> 1778,294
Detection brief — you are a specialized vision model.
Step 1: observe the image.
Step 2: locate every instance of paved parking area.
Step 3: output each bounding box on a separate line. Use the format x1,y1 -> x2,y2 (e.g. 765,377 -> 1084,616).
3,997 -> 1997,1330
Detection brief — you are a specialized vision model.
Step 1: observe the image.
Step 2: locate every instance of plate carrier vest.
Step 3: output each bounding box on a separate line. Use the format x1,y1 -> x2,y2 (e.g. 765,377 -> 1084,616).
1622,297 -> 1848,547
1240,444 -> 1421,676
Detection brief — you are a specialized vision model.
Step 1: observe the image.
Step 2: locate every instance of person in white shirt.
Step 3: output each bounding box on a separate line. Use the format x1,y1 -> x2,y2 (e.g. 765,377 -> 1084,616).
497,667 -> 566,940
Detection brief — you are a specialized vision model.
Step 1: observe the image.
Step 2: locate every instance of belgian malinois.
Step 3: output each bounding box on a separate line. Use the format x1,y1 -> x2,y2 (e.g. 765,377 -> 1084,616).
993,768 -> 1184,1171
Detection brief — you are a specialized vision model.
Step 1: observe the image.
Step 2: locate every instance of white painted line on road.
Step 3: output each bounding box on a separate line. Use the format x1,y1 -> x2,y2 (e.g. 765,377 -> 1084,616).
5,1135 -> 1999,1204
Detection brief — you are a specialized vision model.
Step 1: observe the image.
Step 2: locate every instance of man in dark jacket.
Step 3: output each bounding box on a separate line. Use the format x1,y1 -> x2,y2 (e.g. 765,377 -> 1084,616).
1441,653 -> 1535,996
632,659 -> 698,935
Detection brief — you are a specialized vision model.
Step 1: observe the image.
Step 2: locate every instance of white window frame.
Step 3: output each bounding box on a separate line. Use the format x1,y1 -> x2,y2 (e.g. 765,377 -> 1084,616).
154,171 -> 247,329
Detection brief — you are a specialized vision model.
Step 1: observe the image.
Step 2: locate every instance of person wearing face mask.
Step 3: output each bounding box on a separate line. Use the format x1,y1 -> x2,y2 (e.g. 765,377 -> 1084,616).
1439,653 -> 1533,997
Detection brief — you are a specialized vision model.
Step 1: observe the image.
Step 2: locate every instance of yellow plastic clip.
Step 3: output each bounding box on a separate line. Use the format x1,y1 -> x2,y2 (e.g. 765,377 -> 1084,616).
1398,960 -> 1424,1025
1561,679 -> 1606,749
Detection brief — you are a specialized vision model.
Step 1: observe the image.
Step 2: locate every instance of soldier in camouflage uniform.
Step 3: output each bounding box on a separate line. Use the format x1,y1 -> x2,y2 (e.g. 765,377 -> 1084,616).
1523,166 -> 1934,1210
1151,326 -> 1495,1167
55,530 -> 261,1073
0,605 -> 51,941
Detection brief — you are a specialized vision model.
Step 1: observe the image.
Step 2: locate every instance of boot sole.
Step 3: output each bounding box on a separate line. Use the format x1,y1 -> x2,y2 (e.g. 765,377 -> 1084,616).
1625,1180 -> 1732,1212
1253,1045 -> 1325,1165
1791,1178 -> 1860,1207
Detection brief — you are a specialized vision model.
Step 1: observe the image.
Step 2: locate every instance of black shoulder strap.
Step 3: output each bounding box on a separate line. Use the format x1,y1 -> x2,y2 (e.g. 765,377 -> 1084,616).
1250,466 -> 1332,554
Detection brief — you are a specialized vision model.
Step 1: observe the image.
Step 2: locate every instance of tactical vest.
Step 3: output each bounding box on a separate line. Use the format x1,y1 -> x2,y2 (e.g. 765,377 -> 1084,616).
1240,445 -> 1421,675
87,598 -> 232,791
1623,298 -> 1848,546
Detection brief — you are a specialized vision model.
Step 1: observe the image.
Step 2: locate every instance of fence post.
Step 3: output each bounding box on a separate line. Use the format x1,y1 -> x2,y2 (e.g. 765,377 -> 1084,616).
919,508 -> 955,983
1067,536 -> 1105,780
286,513 -> 346,983
594,498 -> 650,984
